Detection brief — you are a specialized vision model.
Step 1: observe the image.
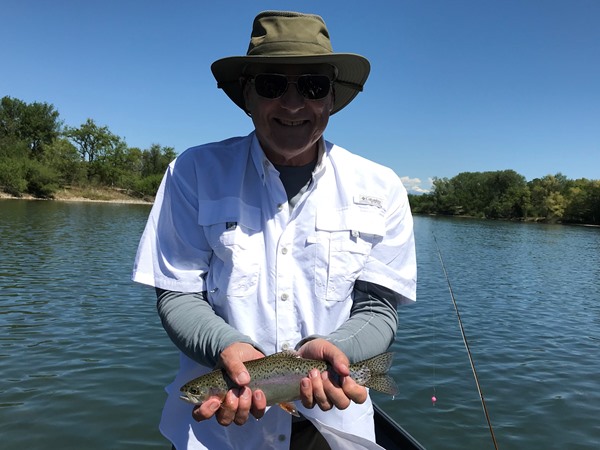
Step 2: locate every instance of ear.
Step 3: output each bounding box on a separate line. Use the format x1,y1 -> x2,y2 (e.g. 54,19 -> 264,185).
241,77 -> 253,115
329,85 -> 336,112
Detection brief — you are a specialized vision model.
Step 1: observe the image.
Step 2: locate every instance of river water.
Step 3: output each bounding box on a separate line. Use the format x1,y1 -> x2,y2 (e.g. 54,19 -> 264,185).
1,200 -> 599,449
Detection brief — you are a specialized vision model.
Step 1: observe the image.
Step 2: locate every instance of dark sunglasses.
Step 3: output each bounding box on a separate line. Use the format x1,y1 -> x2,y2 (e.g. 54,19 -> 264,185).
250,73 -> 333,100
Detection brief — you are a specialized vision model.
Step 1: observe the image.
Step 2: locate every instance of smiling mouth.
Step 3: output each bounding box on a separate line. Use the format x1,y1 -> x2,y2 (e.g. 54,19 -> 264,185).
275,118 -> 307,127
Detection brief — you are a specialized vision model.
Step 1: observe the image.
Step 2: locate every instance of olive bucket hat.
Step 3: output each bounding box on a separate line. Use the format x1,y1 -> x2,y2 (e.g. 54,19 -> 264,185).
211,10 -> 370,115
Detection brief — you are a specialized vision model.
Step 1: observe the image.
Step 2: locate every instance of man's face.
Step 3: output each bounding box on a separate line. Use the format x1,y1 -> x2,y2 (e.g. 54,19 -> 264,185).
243,64 -> 335,166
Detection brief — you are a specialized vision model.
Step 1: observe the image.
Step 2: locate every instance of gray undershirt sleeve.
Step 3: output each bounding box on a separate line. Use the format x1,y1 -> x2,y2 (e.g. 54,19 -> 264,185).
155,288 -> 262,368
296,280 -> 401,363
156,281 -> 399,367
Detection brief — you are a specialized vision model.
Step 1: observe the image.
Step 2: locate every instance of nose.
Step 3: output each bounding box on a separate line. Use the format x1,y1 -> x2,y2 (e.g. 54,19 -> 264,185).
278,81 -> 305,112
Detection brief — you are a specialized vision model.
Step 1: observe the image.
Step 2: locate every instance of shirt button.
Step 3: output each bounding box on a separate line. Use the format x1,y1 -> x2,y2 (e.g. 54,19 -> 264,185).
278,434 -> 286,442
281,247 -> 288,255
282,342 -> 290,351
281,293 -> 289,301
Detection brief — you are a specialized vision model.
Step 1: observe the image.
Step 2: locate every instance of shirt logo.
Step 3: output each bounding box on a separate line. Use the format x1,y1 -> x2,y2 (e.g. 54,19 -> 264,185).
354,194 -> 383,208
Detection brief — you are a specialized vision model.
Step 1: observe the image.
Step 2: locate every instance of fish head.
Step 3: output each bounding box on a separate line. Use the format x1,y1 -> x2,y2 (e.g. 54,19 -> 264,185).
179,382 -> 227,405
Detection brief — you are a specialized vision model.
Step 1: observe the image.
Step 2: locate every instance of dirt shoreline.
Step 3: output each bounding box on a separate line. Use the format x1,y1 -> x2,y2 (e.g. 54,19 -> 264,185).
0,188 -> 154,205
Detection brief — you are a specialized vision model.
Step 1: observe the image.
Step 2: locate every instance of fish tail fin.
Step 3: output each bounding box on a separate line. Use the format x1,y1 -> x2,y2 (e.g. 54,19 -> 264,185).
365,374 -> 399,397
352,352 -> 399,396
364,352 -> 394,375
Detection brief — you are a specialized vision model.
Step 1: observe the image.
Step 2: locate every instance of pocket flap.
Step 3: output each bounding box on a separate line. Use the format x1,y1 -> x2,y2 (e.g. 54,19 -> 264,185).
316,205 -> 385,236
197,198 -> 261,231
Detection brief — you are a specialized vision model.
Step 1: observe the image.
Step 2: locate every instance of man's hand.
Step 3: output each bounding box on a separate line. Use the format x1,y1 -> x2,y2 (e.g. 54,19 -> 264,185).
191,342 -> 266,426
297,338 -> 368,411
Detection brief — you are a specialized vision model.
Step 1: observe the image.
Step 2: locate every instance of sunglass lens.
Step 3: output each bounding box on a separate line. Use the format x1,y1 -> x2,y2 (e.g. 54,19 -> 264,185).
298,75 -> 331,100
254,74 -> 287,99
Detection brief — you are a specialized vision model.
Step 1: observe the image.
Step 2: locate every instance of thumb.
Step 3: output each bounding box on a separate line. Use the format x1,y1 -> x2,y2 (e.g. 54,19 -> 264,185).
317,341 -> 350,377
226,359 -> 251,386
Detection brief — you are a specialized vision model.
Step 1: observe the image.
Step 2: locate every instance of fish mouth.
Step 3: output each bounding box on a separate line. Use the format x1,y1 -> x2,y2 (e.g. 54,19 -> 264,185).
179,392 -> 203,405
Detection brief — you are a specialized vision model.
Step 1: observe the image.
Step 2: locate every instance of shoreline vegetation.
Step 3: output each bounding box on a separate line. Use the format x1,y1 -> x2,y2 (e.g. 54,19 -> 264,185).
1,96 -> 599,225
0,186 -> 153,204
407,170 -> 600,226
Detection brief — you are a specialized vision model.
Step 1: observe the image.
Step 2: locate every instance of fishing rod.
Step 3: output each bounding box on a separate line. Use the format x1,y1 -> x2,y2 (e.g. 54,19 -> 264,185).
432,234 -> 500,450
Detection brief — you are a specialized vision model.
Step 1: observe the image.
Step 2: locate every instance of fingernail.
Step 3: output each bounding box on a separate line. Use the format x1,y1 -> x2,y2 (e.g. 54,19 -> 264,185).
310,369 -> 319,378
209,401 -> 220,411
302,379 -> 310,388
238,371 -> 250,385
254,390 -> 263,401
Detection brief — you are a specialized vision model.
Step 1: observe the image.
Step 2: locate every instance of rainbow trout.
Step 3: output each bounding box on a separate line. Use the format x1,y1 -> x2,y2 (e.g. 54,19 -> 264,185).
179,351 -> 398,416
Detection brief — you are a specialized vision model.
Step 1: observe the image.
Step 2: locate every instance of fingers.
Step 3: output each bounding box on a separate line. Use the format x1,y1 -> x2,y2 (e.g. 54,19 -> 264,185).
321,370 -> 351,410
192,386 -> 255,426
301,368 -> 363,411
340,375 -> 368,405
250,389 -> 267,420
297,338 -> 350,377
192,343 -> 267,426
301,368 -> 333,410
300,375 -> 313,408
192,398 -> 221,422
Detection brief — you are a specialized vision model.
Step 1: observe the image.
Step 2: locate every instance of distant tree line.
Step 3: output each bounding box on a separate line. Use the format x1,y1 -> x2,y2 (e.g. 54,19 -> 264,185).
409,170 -> 600,225
0,96 -> 175,199
3,96 -> 598,225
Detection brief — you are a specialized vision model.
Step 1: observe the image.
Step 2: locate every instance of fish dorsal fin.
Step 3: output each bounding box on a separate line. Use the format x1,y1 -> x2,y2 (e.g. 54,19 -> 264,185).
269,350 -> 301,359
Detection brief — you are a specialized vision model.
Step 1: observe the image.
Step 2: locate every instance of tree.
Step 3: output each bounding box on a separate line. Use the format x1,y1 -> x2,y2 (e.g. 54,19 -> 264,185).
141,143 -> 176,177
0,96 -> 61,159
64,118 -> 120,163
43,137 -> 87,185
528,173 -> 569,219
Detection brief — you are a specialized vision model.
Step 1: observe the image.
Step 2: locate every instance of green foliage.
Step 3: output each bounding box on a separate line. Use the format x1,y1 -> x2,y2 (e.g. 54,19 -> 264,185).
1,97 -> 176,199
132,174 -> 164,197
64,118 -> 121,164
42,137 -> 88,185
0,96 -> 61,158
411,170 -> 599,225
23,159 -> 60,198
0,157 -> 27,196
0,157 -> 59,198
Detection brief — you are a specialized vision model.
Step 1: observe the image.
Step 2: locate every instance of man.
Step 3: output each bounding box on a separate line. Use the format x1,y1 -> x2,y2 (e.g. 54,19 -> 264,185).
133,10 -> 416,450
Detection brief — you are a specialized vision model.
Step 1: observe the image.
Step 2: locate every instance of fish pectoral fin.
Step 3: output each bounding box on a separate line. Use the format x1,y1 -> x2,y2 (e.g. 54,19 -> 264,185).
278,402 -> 300,417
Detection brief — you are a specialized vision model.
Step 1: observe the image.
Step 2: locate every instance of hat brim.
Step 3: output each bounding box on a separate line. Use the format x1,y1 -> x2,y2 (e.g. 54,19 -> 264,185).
211,54 -> 370,115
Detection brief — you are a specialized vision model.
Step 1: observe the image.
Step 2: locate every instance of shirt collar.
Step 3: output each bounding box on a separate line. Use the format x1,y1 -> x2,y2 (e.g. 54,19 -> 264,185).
250,132 -> 328,185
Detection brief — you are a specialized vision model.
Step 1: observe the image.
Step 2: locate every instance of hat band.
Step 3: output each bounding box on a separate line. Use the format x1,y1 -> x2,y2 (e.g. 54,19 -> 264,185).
248,41 -> 332,57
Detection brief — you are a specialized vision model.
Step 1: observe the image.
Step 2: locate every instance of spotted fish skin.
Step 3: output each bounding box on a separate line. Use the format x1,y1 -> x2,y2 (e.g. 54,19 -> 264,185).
179,351 -> 398,412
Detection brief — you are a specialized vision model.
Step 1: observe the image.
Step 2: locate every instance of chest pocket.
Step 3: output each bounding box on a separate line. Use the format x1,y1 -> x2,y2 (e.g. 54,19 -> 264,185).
198,199 -> 262,299
311,205 -> 385,301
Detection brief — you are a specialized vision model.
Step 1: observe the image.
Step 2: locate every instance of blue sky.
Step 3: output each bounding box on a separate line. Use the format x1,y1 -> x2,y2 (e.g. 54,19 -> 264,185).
2,0 -> 598,193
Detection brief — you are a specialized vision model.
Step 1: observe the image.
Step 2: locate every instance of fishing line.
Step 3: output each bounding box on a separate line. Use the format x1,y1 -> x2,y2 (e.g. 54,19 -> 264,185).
432,234 -> 499,450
